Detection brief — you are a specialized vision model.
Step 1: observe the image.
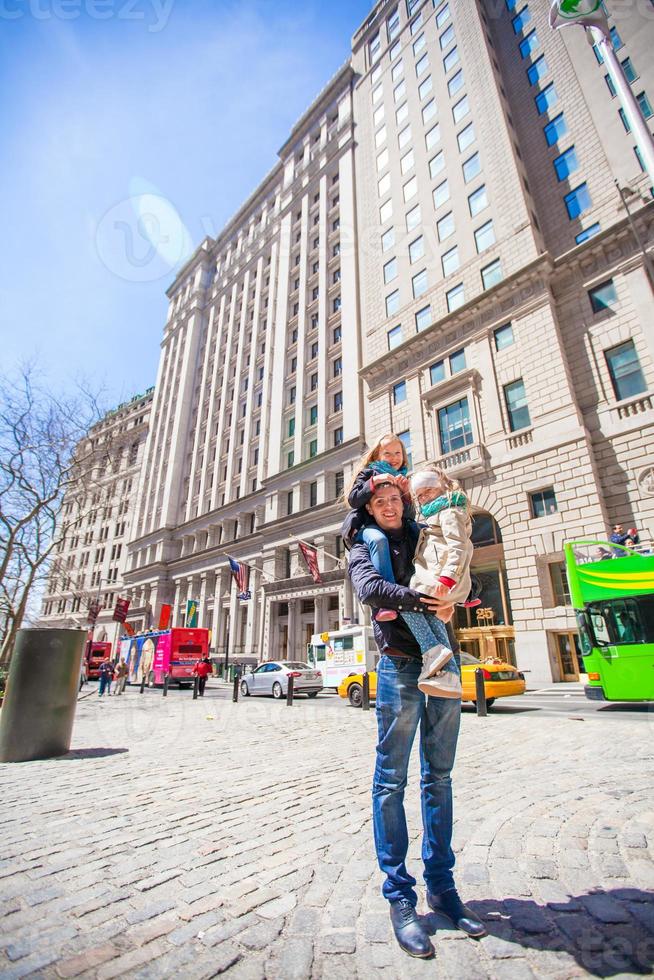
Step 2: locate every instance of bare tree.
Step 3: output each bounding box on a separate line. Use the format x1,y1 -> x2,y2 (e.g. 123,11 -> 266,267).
0,363 -> 106,662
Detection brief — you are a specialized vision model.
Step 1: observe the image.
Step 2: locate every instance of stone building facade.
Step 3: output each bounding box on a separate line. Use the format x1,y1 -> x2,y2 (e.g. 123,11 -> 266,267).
40,389 -> 153,644
95,0 -> 651,683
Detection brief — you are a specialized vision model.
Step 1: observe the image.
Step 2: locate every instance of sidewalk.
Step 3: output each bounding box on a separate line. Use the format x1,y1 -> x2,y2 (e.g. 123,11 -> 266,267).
1,692 -> 653,978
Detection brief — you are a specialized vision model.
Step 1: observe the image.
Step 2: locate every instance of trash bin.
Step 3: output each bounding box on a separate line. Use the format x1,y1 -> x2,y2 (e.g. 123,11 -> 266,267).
0,628 -> 86,763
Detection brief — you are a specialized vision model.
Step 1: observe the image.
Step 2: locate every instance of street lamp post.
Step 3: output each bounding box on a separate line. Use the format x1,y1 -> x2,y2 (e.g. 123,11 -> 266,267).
549,1 -> 654,188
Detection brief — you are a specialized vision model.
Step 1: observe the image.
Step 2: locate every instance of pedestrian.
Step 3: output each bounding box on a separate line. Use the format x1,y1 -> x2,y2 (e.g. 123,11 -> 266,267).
113,658 -> 129,695
347,482 -> 485,959
97,659 -> 113,697
342,433 -> 415,622
193,655 -> 212,696
609,523 -> 629,556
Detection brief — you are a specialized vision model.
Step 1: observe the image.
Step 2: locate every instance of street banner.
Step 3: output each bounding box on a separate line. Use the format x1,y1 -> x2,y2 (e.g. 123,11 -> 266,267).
298,540 -> 322,584
228,557 -> 251,601
549,0 -> 609,35
112,597 -> 130,623
186,599 -> 199,628
158,604 -> 172,630
123,622 -> 135,637
87,599 -> 102,625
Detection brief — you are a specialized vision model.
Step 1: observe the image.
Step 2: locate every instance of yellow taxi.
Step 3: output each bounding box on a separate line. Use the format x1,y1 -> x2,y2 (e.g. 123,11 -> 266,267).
337,652 -> 525,708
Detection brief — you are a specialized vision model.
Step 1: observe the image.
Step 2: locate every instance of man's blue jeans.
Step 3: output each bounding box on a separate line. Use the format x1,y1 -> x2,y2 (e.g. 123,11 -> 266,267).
373,654 -> 461,906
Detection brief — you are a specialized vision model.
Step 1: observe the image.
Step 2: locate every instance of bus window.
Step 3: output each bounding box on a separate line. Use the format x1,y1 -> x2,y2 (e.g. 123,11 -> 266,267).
589,608 -> 612,646
315,645 -> 326,662
178,643 -> 203,654
575,611 -> 593,656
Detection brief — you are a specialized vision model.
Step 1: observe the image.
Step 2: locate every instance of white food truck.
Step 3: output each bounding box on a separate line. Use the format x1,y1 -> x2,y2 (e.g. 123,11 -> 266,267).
307,625 -> 379,690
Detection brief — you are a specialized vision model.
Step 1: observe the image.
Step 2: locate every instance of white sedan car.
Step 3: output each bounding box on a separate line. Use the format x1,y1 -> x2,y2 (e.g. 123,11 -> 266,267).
240,661 -> 323,699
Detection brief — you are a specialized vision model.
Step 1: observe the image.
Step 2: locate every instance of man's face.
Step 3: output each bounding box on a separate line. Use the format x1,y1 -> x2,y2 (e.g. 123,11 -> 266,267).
366,484 -> 404,531
614,525 -> 623,535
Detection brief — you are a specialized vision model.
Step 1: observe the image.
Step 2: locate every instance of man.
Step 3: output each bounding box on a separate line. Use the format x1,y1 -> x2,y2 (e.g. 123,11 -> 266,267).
113,658 -> 129,695
193,655 -> 212,696
609,524 -> 629,556
347,482 -> 485,959
97,658 -> 113,697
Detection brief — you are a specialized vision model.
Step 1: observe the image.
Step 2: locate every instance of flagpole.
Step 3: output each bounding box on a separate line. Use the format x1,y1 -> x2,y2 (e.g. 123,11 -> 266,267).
297,539 -> 346,568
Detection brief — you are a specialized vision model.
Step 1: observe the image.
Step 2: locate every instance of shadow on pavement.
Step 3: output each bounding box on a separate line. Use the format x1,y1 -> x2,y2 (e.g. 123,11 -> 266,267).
461,704 -> 539,714
597,704 -> 653,715
461,890 -> 654,977
61,747 -> 129,760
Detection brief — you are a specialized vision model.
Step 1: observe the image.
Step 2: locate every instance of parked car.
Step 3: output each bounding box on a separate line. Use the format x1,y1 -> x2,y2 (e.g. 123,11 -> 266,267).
240,661 -> 323,699
338,652 -> 525,708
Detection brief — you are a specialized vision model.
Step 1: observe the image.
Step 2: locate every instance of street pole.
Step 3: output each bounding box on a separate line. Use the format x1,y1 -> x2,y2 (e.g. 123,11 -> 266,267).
592,28 -> 654,188
549,2 -> 654,189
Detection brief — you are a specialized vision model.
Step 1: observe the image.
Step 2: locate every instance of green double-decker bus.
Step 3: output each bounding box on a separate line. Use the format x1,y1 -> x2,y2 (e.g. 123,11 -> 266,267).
564,540 -> 654,702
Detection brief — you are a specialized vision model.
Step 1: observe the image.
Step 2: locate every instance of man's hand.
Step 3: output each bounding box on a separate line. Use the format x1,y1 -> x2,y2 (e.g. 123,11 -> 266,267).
419,596 -> 455,622
431,581 -> 451,599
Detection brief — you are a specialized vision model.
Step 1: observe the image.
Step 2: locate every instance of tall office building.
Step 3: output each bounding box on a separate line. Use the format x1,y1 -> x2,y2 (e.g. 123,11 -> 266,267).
40,389 -> 153,640
125,0 -> 654,683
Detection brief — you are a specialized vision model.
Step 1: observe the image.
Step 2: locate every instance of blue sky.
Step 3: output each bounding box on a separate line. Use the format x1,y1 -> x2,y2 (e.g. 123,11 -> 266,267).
0,0 -> 371,409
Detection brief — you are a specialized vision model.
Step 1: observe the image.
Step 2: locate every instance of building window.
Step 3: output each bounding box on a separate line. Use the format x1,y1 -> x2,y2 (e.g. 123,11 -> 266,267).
289,386 -> 296,405
335,471 -> 344,497
475,220 -> 495,253
443,46 -> 459,73
334,390 -> 343,412
575,223 -> 600,245
333,324 -> 342,343
422,99 -> 437,124
530,487 -> 558,519
398,125 -> 412,148
332,297 -> 341,313
637,91 -> 653,119
468,185 -> 488,217
535,83 -> 558,115
610,25 -> 623,50
412,269 -> 428,298
439,23 -> 455,49
287,489 -> 294,514
447,69 -> 464,97
386,290 -> 400,316
334,426 -> 343,446
519,29 -> 538,59
494,323 -> 514,351
549,562 -> 571,606
430,151 -> 445,178
588,278 -> 618,313
437,211 -> 455,242
621,56 -> 637,84
333,357 -> 343,377
418,75 -> 433,100
426,123 -> 441,149
564,183 -> 592,220
457,123 -> 475,152
433,178 -> 450,209
512,6 -> 532,34
416,53 -> 429,76
415,305 -> 431,332
394,79 -> 406,103
309,405 -> 318,426
409,236 -> 424,263
527,54 -> 548,85
438,398 -> 473,453
430,360 -> 445,385
401,149 -> 415,175
413,33 -> 426,56
481,259 -> 503,290
398,429 -> 412,468
384,258 -> 398,284
504,379 -> 531,431
605,340 -> 647,400
436,3 -> 450,28
441,245 -> 459,276
452,95 -> 469,124
554,146 -> 579,181
380,199 -> 393,223
462,152 -> 481,182
406,204 -> 421,230
311,340 -> 319,359
450,349 -> 466,373
309,439 -> 318,458
310,372 -> 319,391
446,283 -> 465,312
544,112 -> 568,146
309,482 -> 318,508
388,325 -> 402,350
288,417 -> 295,438
382,228 -> 395,252
393,381 -> 407,405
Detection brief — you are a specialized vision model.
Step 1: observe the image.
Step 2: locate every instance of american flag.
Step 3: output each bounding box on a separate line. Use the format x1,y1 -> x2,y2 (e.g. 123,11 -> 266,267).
228,557 -> 251,601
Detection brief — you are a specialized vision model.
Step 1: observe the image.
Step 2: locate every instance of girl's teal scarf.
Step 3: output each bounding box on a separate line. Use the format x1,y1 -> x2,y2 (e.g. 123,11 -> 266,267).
371,460 -> 408,477
420,491 -> 467,518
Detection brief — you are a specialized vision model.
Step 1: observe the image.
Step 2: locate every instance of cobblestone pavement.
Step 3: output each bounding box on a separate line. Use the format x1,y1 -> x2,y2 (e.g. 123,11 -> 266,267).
1,690 -> 653,979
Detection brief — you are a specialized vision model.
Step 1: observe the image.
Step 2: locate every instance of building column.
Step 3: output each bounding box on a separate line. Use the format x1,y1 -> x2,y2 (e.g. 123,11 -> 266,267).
244,568 -> 259,657
341,579 -> 353,628
199,573 -> 209,629
313,595 -> 327,636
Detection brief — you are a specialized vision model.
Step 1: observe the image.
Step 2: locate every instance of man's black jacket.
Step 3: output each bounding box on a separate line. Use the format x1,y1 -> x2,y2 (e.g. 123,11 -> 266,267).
347,519 -> 426,661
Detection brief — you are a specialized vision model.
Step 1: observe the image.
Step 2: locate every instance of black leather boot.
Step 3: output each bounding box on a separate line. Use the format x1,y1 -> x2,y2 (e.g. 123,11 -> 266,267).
389,899 -> 434,958
426,887 -> 486,937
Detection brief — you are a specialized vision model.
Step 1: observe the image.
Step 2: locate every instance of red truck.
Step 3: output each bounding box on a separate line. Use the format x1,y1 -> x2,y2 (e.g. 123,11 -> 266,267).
85,641 -> 112,680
